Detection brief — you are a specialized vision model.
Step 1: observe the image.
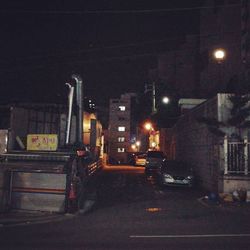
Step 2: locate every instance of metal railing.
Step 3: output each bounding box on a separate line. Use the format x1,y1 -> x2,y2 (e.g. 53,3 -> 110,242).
224,136 -> 249,175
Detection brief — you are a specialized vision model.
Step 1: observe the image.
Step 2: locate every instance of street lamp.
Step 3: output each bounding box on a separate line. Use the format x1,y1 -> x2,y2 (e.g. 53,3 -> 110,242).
136,141 -> 141,152
131,141 -> 141,152
151,141 -> 157,149
144,122 -> 153,131
162,96 -> 170,104
145,82 -> 170,114
213,48 -> 226,87
143,121 -> 156,151
213,48 -> 226,64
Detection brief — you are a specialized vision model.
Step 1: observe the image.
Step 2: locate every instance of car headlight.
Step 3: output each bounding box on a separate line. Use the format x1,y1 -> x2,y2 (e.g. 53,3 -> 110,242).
163,173 -> 173,179
185,176 -> 193,180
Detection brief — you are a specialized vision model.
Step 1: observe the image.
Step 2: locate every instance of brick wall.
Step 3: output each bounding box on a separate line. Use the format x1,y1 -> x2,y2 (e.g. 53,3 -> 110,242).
170,95 -> 222,191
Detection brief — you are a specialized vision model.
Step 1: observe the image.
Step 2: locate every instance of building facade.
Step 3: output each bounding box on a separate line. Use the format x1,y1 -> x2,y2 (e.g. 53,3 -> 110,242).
156,1 -> 250,99
108,93 -> 137,163
199,0 -> 249,97
0,104 -> 103,158
157,35 -> 199,98
164,94 -> 250,193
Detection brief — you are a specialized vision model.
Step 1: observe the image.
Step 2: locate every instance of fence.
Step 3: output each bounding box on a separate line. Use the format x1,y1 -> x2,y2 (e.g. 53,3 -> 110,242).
224,136 -> 250,175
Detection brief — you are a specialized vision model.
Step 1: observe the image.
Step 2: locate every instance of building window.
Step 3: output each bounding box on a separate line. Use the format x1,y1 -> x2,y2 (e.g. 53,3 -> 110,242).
118,126 -> 125,131
118,137 -> 125,142
118,117 -> 125,121
118,106 -> 126,111
118,148 -> 125,153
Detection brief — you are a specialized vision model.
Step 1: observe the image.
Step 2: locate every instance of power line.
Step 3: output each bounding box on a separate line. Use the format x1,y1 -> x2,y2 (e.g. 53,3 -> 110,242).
0,52 -> 157,73
0,39 -> 242,73
0,4 -> 241,15
2,36 -> 185,62
1,30 -> 239,63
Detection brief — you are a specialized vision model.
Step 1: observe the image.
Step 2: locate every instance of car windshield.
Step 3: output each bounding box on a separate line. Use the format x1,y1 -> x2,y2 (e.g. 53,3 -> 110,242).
147,151 -> 164,158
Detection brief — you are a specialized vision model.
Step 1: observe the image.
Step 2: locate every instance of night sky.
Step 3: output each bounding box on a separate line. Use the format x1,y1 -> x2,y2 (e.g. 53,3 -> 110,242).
0,0 -> 201,107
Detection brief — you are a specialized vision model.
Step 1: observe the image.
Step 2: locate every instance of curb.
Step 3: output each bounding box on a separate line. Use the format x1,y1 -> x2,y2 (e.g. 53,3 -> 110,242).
0,212 -> 75,227
197,196 -> 250,210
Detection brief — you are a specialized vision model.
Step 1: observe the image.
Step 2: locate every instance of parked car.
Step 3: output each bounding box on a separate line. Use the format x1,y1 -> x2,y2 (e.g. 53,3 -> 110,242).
135,154 -> 147,166
145,151 -> 167,175
157,160 -> 195,187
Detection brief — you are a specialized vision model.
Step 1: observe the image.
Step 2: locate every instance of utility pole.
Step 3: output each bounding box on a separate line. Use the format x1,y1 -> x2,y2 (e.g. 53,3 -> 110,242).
152,81 -> 157,114
72,74 -> 84,144
144,81 -> 157,115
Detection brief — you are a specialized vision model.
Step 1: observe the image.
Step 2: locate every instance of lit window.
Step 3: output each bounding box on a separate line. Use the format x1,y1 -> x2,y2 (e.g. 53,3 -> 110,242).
118,148 -> 125,153
118,137 -> 125,142
118,126 -> 125,131
118,106 -> 126,111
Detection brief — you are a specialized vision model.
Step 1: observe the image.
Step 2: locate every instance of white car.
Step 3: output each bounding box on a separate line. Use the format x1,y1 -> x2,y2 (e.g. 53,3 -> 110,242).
135,154 -> 146,166
157,160 -> 195,188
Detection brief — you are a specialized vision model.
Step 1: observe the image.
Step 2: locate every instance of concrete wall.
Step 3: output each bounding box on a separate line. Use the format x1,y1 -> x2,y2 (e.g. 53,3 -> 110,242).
220,175 -> 250,193
167,93 -> 250,192
170,95 -> 221,191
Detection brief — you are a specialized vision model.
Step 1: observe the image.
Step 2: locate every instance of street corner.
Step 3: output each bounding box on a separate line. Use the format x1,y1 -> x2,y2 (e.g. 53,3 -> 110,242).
197,192 -> 250,212
0,210 -> 74,227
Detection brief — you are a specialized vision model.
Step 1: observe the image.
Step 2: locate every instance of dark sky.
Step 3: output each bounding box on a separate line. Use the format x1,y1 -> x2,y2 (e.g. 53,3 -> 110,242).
0,0 -> 201,107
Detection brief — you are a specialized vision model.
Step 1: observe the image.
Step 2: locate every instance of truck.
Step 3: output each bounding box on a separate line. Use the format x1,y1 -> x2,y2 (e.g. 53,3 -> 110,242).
0,75 -> 103,213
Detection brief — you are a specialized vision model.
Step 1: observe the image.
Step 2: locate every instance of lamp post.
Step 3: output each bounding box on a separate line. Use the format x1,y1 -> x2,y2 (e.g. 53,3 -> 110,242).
135,141 -> 141,152
144,122 -> 156,151
145,81 -> 171,114
131,140 -> 141,152
162,96 -> 170,104
213,48 -> 226,88
144,122 -> 153,131
213,48 -> 226,63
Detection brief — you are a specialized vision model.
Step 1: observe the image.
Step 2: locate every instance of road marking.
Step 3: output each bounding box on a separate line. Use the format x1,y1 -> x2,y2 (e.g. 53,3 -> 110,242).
130,234 -> 250,238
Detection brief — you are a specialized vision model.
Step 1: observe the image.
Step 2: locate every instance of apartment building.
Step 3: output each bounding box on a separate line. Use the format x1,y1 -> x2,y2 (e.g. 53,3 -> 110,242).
108,93 -> 137,163
199,0 -> 248,97
157,35 -> 199,98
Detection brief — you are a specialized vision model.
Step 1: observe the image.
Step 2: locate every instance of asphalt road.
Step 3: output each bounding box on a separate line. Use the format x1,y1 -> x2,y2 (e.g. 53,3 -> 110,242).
1,165 -> 250,250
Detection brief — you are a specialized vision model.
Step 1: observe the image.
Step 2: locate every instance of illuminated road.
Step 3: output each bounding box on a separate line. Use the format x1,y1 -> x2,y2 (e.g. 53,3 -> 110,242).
1,165 -> 250,250
102,164 -> 145,173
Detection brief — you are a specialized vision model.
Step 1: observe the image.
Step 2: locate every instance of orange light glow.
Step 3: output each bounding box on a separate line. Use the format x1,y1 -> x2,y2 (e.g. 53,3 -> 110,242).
146,207 -> 162,212
144,122 -> 153,131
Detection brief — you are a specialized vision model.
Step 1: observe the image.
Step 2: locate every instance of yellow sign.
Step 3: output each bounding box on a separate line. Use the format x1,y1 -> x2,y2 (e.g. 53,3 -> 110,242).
27,134 -> 58,151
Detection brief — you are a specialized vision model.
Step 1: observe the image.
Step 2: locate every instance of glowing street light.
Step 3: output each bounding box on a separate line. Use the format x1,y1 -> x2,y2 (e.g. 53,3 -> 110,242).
213,49 -> 226,63
151,141 -> 157,148
162,96 -> 170,104
213,48 -> 226,85
131,141 -> 141,152
144,122 -> 153,131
